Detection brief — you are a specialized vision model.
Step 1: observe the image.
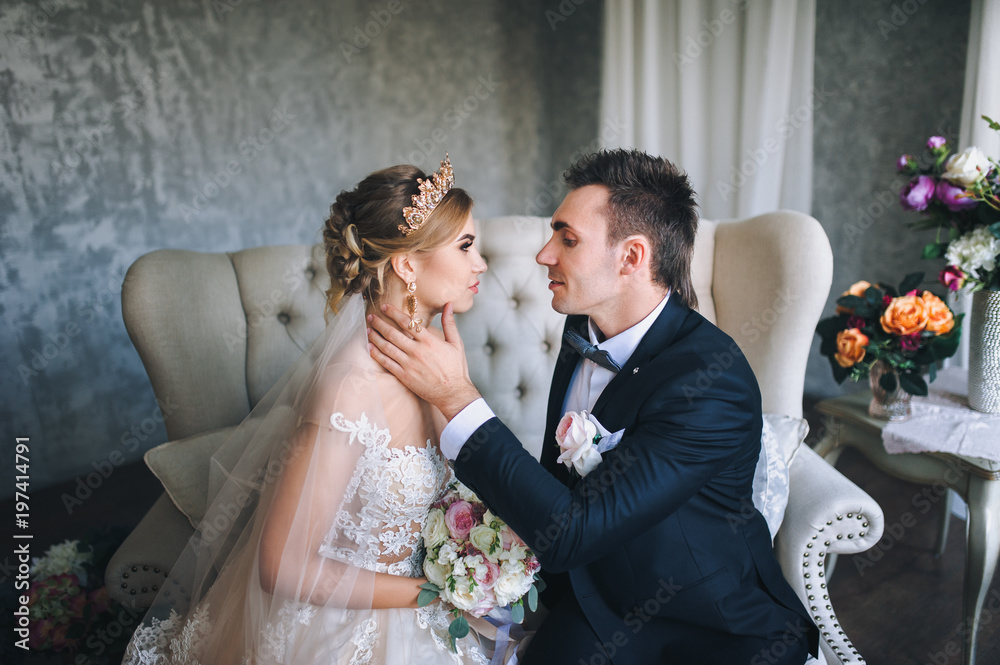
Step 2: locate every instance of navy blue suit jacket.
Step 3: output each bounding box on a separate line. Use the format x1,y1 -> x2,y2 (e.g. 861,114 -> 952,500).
453,292 -> 817,663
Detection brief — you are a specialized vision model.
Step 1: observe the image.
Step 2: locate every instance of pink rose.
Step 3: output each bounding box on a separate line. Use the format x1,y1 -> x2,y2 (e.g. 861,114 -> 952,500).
500,526 -> 527,550
555,411 -> 602,476
473,559 -> 501,589
939,265 -> 966,292
469,587 -> 496,617
445,501 -> 476,540
896,154 -> 913,172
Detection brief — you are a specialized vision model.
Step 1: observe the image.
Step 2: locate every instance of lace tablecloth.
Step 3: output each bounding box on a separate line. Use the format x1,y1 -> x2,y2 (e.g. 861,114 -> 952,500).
882,367 -> 1000,462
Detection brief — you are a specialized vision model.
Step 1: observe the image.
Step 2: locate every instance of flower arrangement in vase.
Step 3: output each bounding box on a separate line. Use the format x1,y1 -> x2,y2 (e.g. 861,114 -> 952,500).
896,116 -> 1000,292
816,274 -> 962,419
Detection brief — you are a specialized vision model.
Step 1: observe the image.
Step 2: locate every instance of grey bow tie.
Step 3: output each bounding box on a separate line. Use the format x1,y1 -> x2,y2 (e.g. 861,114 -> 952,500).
563,330 -> 622,373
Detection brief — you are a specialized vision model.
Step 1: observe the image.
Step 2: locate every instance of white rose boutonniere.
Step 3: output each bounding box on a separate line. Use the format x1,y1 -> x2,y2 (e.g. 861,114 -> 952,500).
555,410 -> 604,476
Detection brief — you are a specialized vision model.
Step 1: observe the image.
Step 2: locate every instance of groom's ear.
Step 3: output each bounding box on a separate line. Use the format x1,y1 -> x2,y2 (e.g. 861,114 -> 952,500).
620,236 -> 650,276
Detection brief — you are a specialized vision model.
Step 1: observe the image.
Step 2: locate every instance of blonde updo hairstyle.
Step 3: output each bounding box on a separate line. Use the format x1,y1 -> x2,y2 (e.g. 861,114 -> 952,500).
323,165 -> 473,314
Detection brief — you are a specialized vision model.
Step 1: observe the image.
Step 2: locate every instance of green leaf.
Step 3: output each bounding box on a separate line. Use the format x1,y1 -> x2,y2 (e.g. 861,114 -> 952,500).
879,372 -> 898,393
922,243 -> 948,259
417,588 -> 439,607
898,272 -> 924,295
510,601 -> 525,624
527,584 -> 539,612
989,222 -> 1000,240
534,577 -> 547,593
929,363 -> 937,384
982,114 -> 1000,131
899,372 -> 928,396
449,614 -> 470,639
837,294 -> 866,310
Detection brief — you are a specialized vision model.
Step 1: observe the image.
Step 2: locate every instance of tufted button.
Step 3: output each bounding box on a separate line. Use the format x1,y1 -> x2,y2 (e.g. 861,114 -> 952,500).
510,296 -> 520,309
515,386 -> 524,399
305,267 -> 316,280
277,312 -> 291,325
542,340 -> 551,352
483,341 -> 495,356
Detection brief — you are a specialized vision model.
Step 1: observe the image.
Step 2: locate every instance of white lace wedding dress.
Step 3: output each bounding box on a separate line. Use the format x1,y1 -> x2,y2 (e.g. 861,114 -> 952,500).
123,411 -> 492,665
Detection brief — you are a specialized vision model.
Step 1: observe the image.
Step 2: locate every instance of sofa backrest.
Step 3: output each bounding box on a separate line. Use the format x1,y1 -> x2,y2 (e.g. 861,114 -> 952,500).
122,212 -> 831,457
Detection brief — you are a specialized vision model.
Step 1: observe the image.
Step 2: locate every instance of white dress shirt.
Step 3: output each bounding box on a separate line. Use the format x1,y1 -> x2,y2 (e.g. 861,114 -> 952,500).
439,291 -> 671,460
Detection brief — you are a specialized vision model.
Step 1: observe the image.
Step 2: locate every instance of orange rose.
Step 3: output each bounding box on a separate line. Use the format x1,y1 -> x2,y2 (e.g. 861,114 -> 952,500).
921,291 -> 955,334
836,280 -> 873,315
835,328 -> 869,367
880,295 -> 928,336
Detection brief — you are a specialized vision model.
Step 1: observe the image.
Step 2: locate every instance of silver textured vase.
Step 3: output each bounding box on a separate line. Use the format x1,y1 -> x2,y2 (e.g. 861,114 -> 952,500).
969,289 -> 1000,413
868,360 -> 912,421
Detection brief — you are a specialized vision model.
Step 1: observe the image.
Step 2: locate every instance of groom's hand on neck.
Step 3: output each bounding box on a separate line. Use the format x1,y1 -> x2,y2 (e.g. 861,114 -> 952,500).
367,303 -> 481,421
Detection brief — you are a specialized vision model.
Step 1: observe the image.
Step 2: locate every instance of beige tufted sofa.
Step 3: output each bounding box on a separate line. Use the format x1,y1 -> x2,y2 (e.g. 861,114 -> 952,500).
107,214 -> 884,665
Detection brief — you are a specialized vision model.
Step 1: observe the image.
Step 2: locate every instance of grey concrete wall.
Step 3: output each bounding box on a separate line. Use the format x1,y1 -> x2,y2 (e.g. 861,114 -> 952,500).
807,0 -> 971,400
0,0 -> 603,497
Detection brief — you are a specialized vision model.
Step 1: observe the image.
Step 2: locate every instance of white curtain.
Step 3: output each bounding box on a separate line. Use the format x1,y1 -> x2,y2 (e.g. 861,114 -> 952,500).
600,0 -> 816,220
951,0 -> 1000,369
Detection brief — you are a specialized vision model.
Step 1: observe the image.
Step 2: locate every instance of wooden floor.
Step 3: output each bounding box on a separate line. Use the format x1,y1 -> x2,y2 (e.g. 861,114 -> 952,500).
5,428 -> 999,664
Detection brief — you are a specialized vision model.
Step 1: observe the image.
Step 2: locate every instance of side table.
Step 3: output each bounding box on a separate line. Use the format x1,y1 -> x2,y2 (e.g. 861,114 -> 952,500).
814,391 -> 1000,665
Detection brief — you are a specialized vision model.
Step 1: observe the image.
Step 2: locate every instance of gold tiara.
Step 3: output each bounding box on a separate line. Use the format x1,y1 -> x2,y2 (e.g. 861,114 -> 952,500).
400,154 -> 454,236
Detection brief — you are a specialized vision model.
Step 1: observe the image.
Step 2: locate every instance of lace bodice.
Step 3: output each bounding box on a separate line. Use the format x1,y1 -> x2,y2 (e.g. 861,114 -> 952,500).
319,412 -> 453,576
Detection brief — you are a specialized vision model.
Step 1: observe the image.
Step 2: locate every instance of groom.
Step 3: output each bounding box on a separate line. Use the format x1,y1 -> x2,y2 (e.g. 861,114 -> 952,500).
368,149 -> 817,664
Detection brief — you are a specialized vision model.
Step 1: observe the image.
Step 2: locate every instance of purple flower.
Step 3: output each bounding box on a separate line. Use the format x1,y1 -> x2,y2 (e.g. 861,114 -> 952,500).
896,154 -> 913,172
934,179 -> 978,211
899,333 -> 921,352
900,176 -> 936,211
927,136 -> 947,149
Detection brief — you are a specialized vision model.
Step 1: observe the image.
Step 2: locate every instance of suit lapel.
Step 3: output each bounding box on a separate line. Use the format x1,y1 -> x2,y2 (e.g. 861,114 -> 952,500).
540,316 -> 588,483
591,292 -> 690,423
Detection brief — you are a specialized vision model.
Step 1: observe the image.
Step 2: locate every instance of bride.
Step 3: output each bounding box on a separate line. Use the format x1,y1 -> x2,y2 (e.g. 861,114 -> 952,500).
122,156 -> 514,664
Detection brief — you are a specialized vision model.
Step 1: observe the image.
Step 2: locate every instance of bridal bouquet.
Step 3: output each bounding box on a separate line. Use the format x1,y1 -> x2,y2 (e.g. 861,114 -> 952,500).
896,116 -> 1000,292
815,273 -> 962,395
419,481 -> 542,651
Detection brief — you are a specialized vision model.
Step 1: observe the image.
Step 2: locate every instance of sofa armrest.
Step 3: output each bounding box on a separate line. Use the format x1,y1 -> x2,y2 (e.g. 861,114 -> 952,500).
775,444 -> 885,665
105,492 -> 195,609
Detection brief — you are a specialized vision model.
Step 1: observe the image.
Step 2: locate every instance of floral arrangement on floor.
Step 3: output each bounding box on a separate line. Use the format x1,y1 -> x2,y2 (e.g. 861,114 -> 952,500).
816,273 -> 963,395
896,116 -> 1000,292
3,528 -> 136,664
419,481 -> 542,651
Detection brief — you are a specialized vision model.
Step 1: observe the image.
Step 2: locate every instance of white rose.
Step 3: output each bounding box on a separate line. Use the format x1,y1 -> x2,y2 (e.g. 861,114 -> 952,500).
483,509 -> 499,527
493,568 -> 529,606
469,524 -> 499,555
452,558 -> 467,578
555,411 -> 603,476
446,577 -> 486,611
421,509 -> 449,549
423,558 -> 450,588
454,481 -> 479,502
942,146 -> 993,186
496,542 -> 528,562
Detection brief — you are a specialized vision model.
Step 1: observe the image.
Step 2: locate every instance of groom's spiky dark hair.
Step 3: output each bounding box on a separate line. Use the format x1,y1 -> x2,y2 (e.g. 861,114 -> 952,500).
564,149 -> 699,310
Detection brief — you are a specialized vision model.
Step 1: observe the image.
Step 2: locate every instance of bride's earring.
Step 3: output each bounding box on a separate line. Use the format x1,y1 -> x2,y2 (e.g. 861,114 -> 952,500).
406,281 -> 423,333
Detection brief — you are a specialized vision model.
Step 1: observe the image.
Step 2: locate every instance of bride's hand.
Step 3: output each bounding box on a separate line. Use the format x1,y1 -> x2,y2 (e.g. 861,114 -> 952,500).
367,303 -> 482,421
